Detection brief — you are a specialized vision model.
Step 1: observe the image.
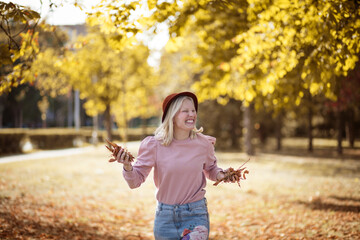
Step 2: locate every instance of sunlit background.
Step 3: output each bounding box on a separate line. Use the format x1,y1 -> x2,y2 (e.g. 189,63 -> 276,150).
8,0 -> 100,25
0,0 -> 359,239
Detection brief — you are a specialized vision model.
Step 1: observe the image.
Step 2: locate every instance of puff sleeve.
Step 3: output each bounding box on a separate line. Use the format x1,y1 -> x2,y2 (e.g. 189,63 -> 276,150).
202,135 -> 223,181
123,136 -> 156,189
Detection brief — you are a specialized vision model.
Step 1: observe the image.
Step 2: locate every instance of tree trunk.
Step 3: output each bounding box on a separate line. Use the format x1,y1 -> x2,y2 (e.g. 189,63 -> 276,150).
308,104 -> 313,152
230,113 -> 239,149
0,95 -> 5,128
42,114 -> 47,128
346,107 -> 355,148
14,104 -> 23,128
276,111 -> 283,151
74,90 -> 80,131
142,118 -> 148,140
19,107 -> 23,128
243,103 -> 254,155
104,104 -> 112,141
335,76 -> 344,155
337,109 -> 344,155
67,90 -> 73,127
121,90 -> 128,143
92,115 -> 99,145
122,121 -> 128,143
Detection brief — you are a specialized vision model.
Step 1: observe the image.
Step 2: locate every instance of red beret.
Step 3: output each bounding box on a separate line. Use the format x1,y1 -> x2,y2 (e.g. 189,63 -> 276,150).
162,92 -> 198,122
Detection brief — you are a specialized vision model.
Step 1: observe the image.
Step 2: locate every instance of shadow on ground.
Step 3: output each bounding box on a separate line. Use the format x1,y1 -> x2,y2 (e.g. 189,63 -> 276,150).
258,146 -> 360,161
295,195 -> 360,213
0,196 -> 147,240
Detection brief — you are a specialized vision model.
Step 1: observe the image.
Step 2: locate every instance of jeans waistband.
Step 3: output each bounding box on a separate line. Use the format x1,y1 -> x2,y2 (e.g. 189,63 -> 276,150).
157,198 -> 207,211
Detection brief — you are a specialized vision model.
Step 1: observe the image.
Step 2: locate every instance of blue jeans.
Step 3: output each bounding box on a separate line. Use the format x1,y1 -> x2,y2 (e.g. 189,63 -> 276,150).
153,198 -> 210,240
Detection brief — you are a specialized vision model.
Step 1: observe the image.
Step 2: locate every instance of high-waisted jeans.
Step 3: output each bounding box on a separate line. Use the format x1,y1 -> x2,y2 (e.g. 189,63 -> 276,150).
153,198 -> 209,240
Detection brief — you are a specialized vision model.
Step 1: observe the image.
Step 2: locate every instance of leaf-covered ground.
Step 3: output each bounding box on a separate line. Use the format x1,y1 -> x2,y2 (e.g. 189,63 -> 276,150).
0,142 -> 359,239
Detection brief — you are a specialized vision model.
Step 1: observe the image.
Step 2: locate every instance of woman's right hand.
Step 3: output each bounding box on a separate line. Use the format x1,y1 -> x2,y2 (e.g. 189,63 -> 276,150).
111,147 -> 133,171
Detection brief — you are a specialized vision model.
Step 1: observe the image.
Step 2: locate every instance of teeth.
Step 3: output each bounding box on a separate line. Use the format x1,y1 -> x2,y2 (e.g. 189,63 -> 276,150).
186,120 -> 194,123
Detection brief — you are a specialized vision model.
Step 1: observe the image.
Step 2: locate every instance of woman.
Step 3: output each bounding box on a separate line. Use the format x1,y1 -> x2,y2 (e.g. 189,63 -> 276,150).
111,91 -> 231,240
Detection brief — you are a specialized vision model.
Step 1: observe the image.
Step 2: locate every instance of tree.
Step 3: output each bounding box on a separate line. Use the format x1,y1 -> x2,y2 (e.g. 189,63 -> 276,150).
90,0 -> 360,153
66,29 -> 158,141
91,0 -> 260,154
0,1 -> 83,94
111,42 -> 160,142
231,0 -> 360,153
0,1 -> 75,128
325,61 -> 360,151
31,47 -> 72,98
148,0 -> 360,153
149,0 -> 254,154
0,1 -> 40,93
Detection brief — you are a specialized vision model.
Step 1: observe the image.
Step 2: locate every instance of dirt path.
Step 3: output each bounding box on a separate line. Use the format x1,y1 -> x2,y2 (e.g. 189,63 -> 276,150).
0,141 -> 141,164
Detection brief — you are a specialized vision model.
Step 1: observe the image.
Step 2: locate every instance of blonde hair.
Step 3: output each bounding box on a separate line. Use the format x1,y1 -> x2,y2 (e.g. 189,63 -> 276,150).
155,96 -> 203,146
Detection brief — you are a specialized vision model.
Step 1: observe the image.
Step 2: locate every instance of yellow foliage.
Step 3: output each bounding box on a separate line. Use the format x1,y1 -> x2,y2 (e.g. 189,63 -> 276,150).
245,89 -> 255,102
309,83 -> 320,95
261,82 -> 275,96
219,62 -> 231,72
165,37 -> 184,53
216,96 -> 229,105
1,30 -> 40,94
283,96 -> 289,103
82,0 -> 360,115
301,72 -> 307,80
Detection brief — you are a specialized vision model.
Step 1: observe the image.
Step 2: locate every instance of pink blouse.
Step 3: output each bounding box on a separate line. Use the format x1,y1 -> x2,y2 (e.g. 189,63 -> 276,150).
123,133 -> 223,205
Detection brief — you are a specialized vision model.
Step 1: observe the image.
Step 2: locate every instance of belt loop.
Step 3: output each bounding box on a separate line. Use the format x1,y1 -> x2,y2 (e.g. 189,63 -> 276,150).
204,198 -> 207,206
158,202 -> 162,211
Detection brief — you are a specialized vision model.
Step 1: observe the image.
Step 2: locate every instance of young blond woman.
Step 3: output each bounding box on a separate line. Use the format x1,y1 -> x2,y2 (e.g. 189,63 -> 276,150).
111,92 -> 231,240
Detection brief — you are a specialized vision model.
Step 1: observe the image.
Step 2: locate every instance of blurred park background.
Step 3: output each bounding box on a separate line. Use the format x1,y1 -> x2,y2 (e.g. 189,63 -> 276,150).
0,0 -> 360,239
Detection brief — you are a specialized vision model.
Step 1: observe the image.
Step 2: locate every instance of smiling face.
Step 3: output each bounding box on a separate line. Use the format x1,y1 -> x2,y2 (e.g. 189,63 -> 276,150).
173,98 -> 197,140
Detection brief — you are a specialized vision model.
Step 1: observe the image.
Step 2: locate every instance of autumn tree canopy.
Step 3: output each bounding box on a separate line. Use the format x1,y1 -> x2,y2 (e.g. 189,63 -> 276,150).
30,25 -> 159,140
90,0 -> 360,109
0,1 -> 40,93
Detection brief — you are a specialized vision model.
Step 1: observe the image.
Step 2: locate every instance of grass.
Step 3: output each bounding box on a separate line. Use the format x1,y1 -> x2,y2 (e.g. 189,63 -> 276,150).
0,139 -> 359,239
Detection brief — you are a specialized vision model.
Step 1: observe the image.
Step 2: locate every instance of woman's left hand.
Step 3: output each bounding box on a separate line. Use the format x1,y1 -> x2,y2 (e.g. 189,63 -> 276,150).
217,170 -> 235,182
216,171 -> 226,181
216,169 -> 238,183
